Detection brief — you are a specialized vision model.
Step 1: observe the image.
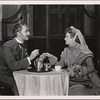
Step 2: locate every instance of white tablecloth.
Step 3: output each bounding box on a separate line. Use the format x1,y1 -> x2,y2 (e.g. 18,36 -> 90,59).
13,70 -> 69,96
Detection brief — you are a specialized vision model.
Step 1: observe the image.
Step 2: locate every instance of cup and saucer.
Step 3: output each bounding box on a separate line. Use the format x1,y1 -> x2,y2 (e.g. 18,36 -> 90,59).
53,65 -> 63,72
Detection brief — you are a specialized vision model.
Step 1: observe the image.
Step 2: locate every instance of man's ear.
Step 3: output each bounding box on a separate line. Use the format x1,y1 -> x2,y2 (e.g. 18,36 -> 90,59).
16,31 -> 20,36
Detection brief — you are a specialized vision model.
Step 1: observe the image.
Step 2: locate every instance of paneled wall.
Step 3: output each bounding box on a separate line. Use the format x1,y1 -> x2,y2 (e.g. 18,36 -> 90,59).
27,5 -> 82,58
0,5 -> 2,42
27,5 -> 33,38
1,5 -> 99,68
2,5 -> 21,42
84,5 -> 95,36
83,5 -> 96,65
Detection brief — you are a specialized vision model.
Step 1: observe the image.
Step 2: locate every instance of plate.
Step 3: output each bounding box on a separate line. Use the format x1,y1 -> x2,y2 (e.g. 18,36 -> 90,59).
27,68 -> 52,73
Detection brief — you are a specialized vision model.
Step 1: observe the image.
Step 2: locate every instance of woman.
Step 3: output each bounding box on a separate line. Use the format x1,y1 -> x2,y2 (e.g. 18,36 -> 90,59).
39,26 -> 100,95
56,26 -> 100,95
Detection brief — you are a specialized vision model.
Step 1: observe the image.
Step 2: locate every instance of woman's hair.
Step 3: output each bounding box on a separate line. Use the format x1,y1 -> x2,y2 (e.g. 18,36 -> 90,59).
64,27 -> 80,44
13,23 -> 26,36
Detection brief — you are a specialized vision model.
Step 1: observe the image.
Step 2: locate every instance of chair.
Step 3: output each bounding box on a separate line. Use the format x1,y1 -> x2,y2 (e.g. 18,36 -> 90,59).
69,84 -> 95,95
0,81 -> 14,95
0,46 -> 14,95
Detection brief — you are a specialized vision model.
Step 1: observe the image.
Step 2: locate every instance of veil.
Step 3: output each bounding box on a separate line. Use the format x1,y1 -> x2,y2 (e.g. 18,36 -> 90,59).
70,26 -> 93,55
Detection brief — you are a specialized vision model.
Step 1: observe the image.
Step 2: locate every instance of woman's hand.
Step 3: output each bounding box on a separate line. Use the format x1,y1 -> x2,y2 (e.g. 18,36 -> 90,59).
73,65 -> 83,77
73,65 -> 82,73
68,67 -> 76,78
39,53 -> 52,60
68,65 -> 82,78
43,53 -> 53,57
39,53 -> 47,61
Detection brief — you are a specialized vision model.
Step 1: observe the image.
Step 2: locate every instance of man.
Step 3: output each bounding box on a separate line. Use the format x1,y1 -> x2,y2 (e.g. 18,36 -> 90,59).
0,23 -> 39,95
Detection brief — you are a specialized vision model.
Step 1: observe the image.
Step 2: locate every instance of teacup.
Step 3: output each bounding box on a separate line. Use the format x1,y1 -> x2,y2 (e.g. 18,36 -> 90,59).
55,65 -> 61,71
44,63 -> 51,71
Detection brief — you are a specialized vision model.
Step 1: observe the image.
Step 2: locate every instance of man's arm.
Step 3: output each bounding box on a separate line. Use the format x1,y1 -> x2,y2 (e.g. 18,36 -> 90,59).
2,45 -> 30,71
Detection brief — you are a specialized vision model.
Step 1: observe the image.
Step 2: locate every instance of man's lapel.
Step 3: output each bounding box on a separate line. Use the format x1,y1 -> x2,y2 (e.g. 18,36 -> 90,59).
13,38 -> 22,59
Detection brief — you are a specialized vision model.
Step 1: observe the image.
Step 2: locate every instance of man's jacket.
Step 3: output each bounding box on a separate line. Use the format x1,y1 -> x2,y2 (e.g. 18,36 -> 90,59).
0,38 -> 29,74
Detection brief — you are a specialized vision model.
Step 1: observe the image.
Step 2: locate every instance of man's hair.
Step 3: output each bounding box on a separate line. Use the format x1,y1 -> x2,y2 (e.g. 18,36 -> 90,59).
64,27 -> 80,44
13,23 -> 26,36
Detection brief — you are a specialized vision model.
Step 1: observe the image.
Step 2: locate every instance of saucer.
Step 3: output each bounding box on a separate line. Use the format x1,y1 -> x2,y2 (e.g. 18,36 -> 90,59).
52,69 -> 63,72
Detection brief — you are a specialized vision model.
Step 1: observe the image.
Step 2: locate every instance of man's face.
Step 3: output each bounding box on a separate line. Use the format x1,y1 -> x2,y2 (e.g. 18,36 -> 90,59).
18,25 -> 30,41
64,32 -> 73,45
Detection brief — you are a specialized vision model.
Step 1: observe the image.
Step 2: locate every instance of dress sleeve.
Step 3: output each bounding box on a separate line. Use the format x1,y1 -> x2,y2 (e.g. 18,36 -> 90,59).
58,48 -> 67,68
58,53 -> 65,67
48,48 -> 66,67
48,55 -> 58,65
82,57 -> 95,76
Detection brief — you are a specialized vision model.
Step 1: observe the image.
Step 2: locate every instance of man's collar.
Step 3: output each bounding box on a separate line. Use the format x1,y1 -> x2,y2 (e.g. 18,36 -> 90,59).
15,37 -> 23,44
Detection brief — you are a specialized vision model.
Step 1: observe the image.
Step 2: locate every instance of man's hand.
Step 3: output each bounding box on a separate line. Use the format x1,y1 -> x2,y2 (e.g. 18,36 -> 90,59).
29,49 -> 39,60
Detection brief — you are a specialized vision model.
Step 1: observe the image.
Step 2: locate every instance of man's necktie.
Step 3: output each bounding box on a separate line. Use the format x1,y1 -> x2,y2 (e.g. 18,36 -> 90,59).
18,43 -> 27,59
18,43 -> 26,48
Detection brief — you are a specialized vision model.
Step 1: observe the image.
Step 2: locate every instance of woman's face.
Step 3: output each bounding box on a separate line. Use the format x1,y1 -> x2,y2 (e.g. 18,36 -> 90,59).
64,32 -> 73,45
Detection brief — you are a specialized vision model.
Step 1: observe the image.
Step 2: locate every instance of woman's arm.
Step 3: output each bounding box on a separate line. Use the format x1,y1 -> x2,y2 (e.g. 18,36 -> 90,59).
39,53 -> 58,66
82,57 -> 95,75
73,57 -> 95,77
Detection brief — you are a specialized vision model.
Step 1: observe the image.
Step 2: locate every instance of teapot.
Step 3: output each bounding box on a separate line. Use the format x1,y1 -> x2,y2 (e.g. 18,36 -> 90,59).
34,58 -> 43,71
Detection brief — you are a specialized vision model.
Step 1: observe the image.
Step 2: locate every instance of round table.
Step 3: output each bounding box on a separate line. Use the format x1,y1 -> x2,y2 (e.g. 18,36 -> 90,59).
13,70 -> 69,96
